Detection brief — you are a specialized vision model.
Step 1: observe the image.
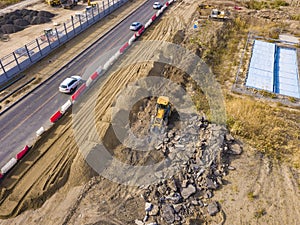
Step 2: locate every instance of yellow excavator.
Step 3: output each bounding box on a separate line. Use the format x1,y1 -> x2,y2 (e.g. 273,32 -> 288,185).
46,0 -> 78,8
87,0 -> 98,7
45,0 -> 60,6
209,9 -> 229,20
150,96 -> 172,134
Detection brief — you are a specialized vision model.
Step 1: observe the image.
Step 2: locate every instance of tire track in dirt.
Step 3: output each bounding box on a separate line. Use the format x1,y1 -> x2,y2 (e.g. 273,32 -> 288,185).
213,149 -> 300,225
0,0 -> 205,222
254,161 -> 300,225
0,113 -> 84,218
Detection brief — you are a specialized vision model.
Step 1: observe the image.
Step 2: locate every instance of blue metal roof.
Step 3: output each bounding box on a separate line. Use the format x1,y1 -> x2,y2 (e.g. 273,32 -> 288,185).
275,47 -> 300,98
246,40 -> 275,92
246,40 -> 300,98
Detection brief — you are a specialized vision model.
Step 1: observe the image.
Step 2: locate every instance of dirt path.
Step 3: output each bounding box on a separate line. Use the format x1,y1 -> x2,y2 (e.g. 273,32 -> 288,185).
213,146 -> 300,225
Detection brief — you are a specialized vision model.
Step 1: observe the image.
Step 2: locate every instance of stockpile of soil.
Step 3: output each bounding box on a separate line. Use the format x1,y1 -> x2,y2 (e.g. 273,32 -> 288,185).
0,9 -> 55,34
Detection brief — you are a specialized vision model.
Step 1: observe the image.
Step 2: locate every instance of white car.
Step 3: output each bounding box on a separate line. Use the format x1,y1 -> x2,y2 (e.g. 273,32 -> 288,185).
59,75 -> 82,93
153,2 -> 162,9
130,22 -> 143,31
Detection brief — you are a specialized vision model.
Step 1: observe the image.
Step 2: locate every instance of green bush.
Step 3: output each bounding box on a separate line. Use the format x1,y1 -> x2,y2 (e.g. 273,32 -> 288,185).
246,0 -> 269,10
272,0 -> 289,8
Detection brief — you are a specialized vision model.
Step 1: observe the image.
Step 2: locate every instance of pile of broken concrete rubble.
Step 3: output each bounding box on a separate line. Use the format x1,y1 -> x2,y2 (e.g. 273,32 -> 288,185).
135,114 -> 242,225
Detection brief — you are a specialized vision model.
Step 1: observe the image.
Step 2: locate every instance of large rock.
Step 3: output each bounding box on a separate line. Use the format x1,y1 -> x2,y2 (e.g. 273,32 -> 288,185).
206,178 -> 217,190
229,143 -> 242,155
135,219 -> 144,225
225,133 -> 235,142
168,179 -> 177,191
181,179 -> 189,188
207,201 -> 219,216
204,190 -> 213,199
173,204 -> 182,213
181,184 -> 196,199
145,202 -> 153,212
161,204 -> 175,224
149,205 -> 160,216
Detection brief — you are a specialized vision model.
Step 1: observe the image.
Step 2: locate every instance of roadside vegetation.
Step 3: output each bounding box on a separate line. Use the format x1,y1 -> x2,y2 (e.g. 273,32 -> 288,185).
191,10 -> 300,167
245,0 -> 289,10
0,0 -> 23,9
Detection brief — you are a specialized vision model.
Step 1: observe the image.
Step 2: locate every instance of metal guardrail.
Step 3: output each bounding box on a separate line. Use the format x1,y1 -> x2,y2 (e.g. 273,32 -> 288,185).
0,0 -> 128,86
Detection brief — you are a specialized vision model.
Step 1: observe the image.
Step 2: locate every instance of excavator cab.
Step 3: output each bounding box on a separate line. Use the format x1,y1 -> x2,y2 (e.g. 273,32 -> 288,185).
150,96 -> 171,134
209,9 -> 229,20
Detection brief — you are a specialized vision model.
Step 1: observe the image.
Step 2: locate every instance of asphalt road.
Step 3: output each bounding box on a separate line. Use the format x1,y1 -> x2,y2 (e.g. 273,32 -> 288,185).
0,0 -> 163,168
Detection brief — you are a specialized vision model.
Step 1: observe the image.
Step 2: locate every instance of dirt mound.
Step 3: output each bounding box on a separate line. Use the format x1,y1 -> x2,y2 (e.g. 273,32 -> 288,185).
30,16 -> 51,25
37,10 -> 55,18
13,19 -> 29,26
22,14 -> 32,23
9,14 -> 21,21
1,24 -> 24,34
0,8 -> 55,34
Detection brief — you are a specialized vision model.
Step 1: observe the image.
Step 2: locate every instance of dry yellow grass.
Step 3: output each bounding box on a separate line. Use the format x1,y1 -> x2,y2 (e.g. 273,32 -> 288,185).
0,0 -> 22,9
226,96 -> 300,165
197,12 -> 300,167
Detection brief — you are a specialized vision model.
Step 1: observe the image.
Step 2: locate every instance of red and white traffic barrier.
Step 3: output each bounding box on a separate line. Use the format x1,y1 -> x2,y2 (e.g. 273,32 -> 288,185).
136,26 -> 145,37
119,42 -> 129,54
16,145 -> 30,160
50,110 -> 63,123
71,83 -> 86,101
161,4 -> 167,11
156,8 -> 163,17
1,158 -> 17,174
151,14 -> 157,22
103,55 -> 117,70
36,126 -> 45,136
96,67 -> 102,75
144,19 -> 152,29
128,35 -> 137,45
61,100 -> 72,114
90,71 -> 99,80
103,61 -> 110,71
86,77 -> 93,87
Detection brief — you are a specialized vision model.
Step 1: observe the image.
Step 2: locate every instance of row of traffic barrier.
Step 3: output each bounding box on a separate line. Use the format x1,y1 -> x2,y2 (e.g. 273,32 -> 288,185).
0,145 -> 30,178
0,0 -> 175,181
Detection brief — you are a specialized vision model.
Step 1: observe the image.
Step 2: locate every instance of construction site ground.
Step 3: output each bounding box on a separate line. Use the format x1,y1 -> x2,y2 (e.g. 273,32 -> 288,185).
0,0 -> 299,224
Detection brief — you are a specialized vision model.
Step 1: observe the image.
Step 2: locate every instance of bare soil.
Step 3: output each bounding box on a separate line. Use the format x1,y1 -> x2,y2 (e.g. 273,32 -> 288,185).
0,0 -> 299,224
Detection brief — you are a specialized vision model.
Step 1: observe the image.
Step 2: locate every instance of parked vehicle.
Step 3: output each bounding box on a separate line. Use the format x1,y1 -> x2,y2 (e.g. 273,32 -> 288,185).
59,76 -> 82,93
130,22 -> 143,31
